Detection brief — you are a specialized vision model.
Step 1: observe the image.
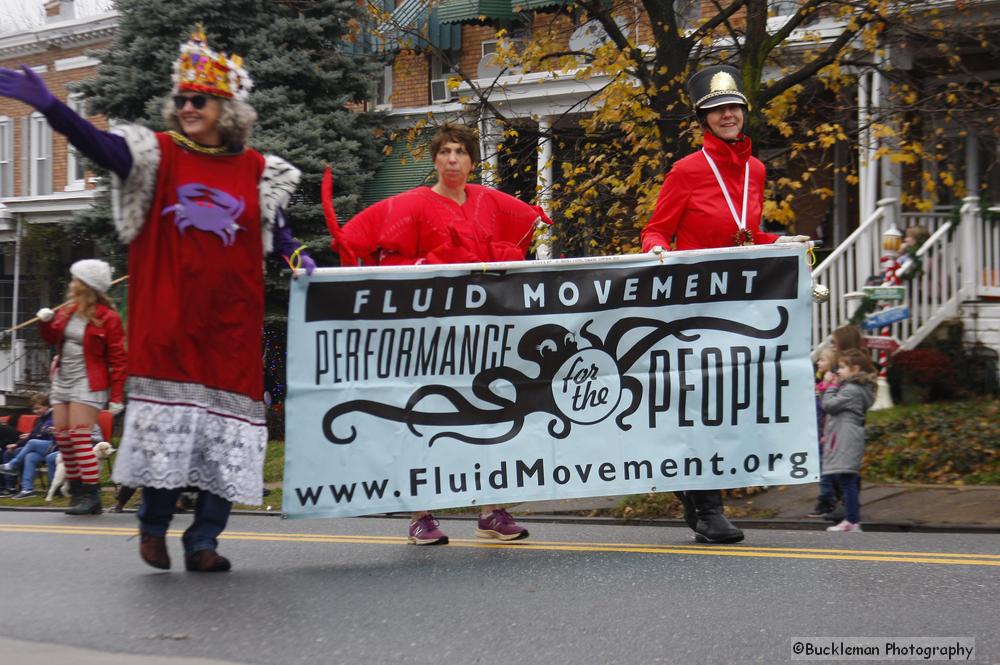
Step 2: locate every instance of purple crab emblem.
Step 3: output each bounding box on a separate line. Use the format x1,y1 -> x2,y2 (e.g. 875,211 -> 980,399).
162,183 -> 246,246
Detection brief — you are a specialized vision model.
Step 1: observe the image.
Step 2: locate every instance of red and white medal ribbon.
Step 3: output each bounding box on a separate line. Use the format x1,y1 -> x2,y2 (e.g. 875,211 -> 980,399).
702,149 -> 750,244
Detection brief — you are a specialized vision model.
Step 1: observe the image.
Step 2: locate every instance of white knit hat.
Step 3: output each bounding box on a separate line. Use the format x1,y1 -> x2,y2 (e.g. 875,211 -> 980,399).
70,259 -> 113,295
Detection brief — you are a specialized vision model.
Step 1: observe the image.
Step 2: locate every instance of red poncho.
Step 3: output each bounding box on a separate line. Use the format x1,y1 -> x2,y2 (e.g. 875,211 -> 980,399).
340,184 -> 550,265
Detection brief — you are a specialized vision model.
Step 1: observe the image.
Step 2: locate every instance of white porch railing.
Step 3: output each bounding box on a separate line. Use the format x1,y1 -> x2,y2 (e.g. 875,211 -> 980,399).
811,198 -> 898,352
811,196 -> 995,355
889,217 -> 960,351
975,205 -> 1000,299
0,341 -> 51,395
0,340 -> 26,393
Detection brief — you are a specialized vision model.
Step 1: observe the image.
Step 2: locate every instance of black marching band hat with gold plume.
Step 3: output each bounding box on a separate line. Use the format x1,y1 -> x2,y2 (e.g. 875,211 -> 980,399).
686,64 -> 750,111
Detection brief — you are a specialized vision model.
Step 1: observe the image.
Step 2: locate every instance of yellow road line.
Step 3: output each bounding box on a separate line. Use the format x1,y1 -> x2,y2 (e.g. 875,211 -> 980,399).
1,523 -> 998,567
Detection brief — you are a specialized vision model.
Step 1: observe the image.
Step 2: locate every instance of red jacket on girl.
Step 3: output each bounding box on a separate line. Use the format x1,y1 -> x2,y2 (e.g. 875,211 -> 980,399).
40,303 -> 127,403
642,132 -> 779,251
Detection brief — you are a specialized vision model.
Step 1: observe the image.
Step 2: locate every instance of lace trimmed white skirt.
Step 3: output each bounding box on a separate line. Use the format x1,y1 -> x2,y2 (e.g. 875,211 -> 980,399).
112,377 -> 267,505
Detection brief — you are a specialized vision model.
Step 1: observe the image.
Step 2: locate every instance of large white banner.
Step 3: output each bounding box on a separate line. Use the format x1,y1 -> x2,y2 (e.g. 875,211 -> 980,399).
283,245 -> 819,519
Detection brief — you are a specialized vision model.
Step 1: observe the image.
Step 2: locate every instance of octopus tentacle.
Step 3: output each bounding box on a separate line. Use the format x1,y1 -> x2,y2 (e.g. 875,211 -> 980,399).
429,419 -> 525,446
579,320 -> 602,347
615,308 -> 789,370
615,375 -> 644,431
548,415 -> 572,439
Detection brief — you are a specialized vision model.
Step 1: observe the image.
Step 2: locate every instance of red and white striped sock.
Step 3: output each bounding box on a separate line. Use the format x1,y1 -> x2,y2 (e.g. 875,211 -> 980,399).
55,429 -> 79,480
71,426 -> 100,485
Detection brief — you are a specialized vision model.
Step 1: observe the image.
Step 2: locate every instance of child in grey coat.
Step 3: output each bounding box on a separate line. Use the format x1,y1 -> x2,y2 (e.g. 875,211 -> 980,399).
821,348 -> 877,532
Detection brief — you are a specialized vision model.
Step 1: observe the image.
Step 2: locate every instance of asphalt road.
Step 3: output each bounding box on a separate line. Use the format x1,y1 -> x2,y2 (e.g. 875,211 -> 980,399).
1,510 -> 997,665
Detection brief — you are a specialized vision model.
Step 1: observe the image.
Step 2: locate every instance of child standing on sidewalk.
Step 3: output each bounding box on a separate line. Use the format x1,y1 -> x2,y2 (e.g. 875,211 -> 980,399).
808,348 -> 840,517
821,349 -> 877,532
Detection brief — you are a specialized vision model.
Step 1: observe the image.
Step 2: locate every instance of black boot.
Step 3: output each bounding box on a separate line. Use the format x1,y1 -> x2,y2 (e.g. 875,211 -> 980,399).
674,491 -> 698,530
110,484 -> 137,512
65,479 -> 84,511
65,483 -> 103,515
689,490 -> 744,544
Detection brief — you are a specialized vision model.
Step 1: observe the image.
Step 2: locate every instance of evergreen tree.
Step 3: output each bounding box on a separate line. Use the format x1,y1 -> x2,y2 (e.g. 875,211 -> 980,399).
73,0 -> 386,297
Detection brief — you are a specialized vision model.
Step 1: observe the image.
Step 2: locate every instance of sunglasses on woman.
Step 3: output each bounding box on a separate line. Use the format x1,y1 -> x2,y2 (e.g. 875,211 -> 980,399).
172,94 -> 209,110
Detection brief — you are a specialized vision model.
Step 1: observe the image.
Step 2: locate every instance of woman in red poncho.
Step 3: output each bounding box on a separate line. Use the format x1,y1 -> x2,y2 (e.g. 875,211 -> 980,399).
337,123 -> 551,545
641,65 -> 807,544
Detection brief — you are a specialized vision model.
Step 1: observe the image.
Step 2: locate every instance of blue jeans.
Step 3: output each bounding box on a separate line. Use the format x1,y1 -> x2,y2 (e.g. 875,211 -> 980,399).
6,439 -> 55,492
828,472 -> 861,524
818,474 -> 839,505
138,487 -> 232,555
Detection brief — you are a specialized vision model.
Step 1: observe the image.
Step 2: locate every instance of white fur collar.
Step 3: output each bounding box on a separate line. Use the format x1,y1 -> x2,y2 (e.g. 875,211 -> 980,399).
110,124 -> 160,245
110,126 -> 300,253
259,155 -> 300,253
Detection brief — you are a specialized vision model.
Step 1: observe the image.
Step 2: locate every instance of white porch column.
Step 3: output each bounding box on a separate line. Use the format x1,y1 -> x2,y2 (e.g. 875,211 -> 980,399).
534,116 -> 554,259
10,214 -> 21,385
858,64 -> 886,225
959,195 -> 980,300
857,71 -> 873,222
535,115 -> 553,215
478,114 -> 500,188
959,137 -> 982,300
966,132 -> 980,195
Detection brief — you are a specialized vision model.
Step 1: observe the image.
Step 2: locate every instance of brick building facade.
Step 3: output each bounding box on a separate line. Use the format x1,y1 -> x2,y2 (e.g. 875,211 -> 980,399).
0,1 -> 116,399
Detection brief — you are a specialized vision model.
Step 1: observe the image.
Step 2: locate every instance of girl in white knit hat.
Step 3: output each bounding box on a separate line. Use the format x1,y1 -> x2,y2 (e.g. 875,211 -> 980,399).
34,259 -> 127,515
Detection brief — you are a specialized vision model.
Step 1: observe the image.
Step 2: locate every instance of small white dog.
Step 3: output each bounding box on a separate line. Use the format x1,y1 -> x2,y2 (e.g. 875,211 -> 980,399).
46,441 -> 116,502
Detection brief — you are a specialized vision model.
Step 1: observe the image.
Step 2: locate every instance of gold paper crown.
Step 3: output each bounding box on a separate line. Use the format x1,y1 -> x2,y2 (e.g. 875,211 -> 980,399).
172,25 -> 253,101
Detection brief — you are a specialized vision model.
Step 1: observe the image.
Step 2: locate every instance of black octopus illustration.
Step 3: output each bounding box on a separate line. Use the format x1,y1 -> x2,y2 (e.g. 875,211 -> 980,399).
322,307 -> 789,447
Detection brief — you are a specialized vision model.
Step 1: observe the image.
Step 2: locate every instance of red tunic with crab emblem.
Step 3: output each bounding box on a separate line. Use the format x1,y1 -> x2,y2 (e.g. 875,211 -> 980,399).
128,134 -> 266,405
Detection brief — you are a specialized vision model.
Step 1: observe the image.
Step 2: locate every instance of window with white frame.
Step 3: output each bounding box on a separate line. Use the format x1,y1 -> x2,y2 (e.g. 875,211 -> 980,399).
65,96 -> 86,190
768,0 -> 799,17
29,112 -> 52,196
674,0 -> 700,31
0,117 -> 12,198
430,54 -> 460,104
374,64 -> 392,108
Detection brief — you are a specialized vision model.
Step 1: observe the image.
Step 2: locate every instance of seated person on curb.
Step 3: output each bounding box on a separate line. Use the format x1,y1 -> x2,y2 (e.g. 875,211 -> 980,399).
0,393 -> 55,499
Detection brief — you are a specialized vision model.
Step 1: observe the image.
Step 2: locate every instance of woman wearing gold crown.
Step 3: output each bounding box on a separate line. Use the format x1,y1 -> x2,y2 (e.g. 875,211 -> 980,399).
0,28 -> 314,572
641,64 -> 809,544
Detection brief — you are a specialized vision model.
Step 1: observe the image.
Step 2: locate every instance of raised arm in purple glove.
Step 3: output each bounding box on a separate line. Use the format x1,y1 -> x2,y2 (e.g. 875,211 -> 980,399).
0,65 -> 131,179
0,65 -> 56,110
273,210 -> 316,276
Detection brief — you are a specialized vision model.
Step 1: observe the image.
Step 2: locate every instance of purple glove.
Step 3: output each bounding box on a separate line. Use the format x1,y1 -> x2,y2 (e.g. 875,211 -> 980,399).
0,65 -> 56,111
272,222 -> 316,275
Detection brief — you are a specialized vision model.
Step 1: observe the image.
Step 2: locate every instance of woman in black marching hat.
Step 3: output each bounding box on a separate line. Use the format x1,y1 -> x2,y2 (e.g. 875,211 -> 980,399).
641,64 -> 808,543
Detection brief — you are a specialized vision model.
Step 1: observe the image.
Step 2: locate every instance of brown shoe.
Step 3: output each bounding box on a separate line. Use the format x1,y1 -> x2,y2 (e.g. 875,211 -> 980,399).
139,534 -> 170,570
184,549 -> 232,572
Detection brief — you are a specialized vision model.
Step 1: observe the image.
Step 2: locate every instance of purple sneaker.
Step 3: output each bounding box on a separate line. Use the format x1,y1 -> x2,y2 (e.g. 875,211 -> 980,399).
407,514 -> 449,545
476,509 -> 529,541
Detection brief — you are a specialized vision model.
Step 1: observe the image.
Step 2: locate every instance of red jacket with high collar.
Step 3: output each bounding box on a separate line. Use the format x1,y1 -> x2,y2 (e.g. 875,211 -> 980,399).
39,303 -> 128,403
642,132 -> 779,251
